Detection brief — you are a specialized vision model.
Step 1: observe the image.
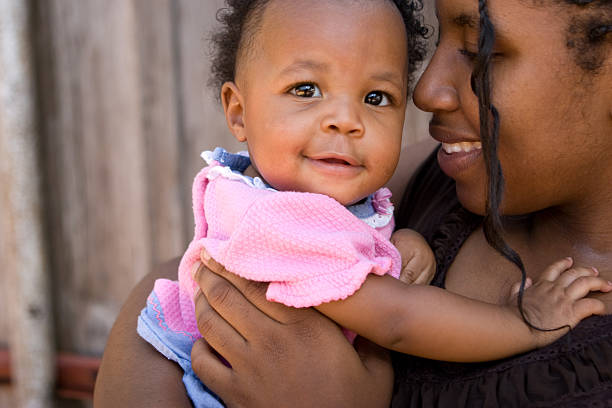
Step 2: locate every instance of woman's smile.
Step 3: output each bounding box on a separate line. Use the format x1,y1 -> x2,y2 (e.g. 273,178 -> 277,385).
436,146 -> 482,177
429,122 -> 482,178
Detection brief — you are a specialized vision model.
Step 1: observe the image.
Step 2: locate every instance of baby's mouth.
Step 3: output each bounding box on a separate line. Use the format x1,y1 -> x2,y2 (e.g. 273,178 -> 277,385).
306,153 -> 363,177
308,152 -> 360,167
318,157 -> 352,166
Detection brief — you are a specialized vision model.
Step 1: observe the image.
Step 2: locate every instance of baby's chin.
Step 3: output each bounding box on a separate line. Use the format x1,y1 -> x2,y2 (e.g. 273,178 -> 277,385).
339,194 -> 370,206
273,183 -> 370,206
310,190 -> 372,207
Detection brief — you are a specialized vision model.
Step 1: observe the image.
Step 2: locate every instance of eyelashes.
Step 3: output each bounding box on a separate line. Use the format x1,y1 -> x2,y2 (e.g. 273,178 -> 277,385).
289,83 -> 322,98
364,91 -> 391,106
459,48 -> 479,61
459,48 -> 504,62
288,83 -> 393,106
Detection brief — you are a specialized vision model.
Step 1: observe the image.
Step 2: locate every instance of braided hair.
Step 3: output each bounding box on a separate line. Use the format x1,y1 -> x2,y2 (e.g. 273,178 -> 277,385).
208,0 -> 431,99
474,0 -> 611,330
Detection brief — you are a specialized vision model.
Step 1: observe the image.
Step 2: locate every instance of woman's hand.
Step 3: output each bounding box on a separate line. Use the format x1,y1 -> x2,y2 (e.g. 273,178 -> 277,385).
191,250 -> 394,408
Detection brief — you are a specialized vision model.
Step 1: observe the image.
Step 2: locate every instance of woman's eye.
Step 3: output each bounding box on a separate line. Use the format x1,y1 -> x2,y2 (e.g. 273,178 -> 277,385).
290,83 -> 321,98
364,91 -> 390,106
459,49 -> 503,62
459,49 -> 478,61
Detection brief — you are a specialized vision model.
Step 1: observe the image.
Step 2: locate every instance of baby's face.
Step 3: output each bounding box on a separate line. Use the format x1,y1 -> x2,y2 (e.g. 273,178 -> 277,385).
231,0 -> 408,205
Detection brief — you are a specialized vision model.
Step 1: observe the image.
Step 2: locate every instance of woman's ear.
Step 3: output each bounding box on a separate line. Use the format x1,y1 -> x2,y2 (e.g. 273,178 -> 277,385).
221,82 -> 247,142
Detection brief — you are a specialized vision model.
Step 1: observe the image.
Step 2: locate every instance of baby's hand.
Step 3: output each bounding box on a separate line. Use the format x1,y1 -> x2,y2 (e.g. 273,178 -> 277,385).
390,229 -> 436,285
508,257 -> 612,348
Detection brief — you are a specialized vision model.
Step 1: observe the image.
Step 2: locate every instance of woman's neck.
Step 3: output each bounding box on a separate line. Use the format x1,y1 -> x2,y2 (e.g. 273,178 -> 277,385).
517,201 -> 612,278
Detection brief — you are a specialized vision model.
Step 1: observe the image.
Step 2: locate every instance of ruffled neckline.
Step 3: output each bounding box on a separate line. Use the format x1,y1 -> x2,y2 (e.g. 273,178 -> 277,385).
201,148 -> 394,230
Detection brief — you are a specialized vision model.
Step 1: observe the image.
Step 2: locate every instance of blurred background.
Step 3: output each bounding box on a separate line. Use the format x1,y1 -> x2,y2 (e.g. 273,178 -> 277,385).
0,0 -> 432,406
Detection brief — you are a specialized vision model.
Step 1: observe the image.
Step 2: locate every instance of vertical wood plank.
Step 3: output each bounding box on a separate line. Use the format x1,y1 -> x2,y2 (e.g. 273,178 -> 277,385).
36,0 -> 151,355
0,0 -> 55,404
133,0 -> 186,264
0,178 -> 13,406
173,0 -> 241,239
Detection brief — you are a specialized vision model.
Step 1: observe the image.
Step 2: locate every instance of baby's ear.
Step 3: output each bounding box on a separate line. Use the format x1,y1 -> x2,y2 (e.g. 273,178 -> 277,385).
221,82 -> 247,142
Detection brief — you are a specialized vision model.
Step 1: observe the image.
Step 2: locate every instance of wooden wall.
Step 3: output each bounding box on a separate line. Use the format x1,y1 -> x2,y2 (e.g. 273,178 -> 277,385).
0,0 -> 432,405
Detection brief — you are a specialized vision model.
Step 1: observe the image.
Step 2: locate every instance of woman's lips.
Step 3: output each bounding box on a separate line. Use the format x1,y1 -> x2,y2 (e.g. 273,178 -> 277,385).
429,124 -> 482,177
437,142 -> 482,177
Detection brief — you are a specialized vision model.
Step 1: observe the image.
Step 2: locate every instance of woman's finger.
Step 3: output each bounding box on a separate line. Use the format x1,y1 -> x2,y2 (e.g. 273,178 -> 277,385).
200,248 -> 226,275
196,251 -> 273,315
198,248 -> 318,325
193,286 -> 247,365
540,257 -> 573,281
190,338 -> 235,397
565,276 -> 612,299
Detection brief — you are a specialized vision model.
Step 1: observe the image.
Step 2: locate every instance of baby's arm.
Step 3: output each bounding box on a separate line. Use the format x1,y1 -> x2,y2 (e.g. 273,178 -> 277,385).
315,257 -> 612,362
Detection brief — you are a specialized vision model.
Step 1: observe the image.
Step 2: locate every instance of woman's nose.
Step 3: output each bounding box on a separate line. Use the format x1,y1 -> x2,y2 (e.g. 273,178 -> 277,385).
413,50 -> 460,114
320,98 -> 364,137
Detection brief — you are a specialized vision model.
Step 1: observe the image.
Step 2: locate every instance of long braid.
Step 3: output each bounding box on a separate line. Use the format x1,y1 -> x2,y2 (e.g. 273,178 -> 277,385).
473,0 -> 567,331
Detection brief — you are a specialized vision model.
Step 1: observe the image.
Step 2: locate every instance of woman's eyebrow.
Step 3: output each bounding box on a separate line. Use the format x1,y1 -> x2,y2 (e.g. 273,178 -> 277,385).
453,13 -> 478,29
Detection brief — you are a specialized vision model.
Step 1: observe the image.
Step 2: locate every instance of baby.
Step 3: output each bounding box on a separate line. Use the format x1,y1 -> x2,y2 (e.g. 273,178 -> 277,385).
137,0 -> 612,406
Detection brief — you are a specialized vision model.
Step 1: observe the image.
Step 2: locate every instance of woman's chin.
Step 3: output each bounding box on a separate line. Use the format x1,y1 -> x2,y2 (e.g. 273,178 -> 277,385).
455,184 -> 487,216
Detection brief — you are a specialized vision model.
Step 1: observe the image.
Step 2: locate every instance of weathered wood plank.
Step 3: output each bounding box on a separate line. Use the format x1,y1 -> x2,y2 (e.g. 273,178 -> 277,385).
133,0 -> 186,264
0,0 -> 55,404
173,0 -> 242,237
37,0 -> 151,355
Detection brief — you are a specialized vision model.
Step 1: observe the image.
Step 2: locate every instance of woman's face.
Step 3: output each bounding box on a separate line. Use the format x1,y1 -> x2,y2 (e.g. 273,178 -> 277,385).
414,0 -> 612,216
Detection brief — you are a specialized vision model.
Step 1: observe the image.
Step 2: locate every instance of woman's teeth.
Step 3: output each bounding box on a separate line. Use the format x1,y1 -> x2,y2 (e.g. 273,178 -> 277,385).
441,141 -> 482,154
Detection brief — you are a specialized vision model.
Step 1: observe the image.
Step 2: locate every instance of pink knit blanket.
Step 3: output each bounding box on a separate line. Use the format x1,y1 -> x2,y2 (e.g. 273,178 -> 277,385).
151,161 -> 401,340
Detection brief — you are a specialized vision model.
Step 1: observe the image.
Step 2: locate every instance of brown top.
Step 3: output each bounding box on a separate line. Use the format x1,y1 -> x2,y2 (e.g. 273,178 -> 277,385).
392,148 -> 612,407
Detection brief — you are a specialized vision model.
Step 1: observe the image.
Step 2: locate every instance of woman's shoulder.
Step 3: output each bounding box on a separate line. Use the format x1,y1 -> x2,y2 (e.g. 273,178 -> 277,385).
392,314 -> 612,407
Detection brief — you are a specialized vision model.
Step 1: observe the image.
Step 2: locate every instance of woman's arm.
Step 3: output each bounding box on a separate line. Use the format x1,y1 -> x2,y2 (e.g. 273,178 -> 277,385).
94,259 -> 192,408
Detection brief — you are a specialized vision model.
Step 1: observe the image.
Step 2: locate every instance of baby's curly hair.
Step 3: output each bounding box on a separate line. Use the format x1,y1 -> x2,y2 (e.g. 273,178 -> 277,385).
208,0 -> 430,99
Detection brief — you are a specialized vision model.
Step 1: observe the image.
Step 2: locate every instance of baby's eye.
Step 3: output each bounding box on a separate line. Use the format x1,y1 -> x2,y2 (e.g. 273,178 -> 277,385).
290,83 -> 322,98
364,91 -> 390,106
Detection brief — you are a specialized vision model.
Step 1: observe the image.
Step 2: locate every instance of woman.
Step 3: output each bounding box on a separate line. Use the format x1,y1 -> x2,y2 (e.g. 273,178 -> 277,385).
94,0 -> 612,406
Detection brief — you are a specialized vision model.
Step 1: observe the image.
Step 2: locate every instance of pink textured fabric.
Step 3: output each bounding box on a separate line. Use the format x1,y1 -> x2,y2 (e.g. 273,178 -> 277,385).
153,164 -> 401,339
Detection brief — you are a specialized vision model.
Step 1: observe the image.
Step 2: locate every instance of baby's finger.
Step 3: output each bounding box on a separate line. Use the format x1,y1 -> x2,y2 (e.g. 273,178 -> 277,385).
540,257 -> 573,281
510,277 -> 532,297
413,263 -> 436,285
399,260 -> 421,285
565,276 -> 612,299
572,298 -> 607,321
553,266 -> 598,288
